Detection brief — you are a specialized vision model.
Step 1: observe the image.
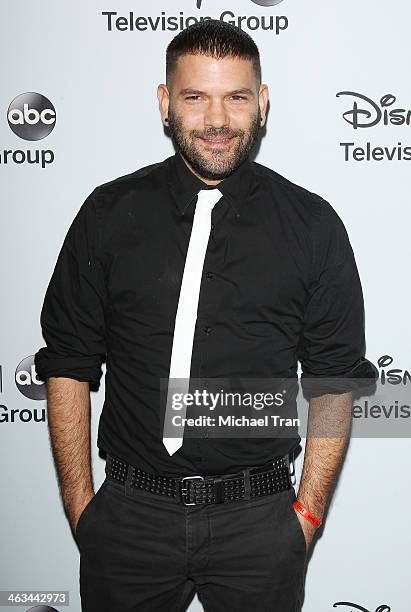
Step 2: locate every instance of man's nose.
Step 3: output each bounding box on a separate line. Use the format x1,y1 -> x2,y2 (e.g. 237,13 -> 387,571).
204,99 -> 230,129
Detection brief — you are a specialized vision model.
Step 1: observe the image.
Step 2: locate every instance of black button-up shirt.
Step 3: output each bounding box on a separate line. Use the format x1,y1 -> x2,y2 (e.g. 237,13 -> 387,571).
34,150 -> 374,476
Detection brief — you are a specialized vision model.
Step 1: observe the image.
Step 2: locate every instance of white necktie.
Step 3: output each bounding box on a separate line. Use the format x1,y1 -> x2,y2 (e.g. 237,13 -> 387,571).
163,188 -> 223,456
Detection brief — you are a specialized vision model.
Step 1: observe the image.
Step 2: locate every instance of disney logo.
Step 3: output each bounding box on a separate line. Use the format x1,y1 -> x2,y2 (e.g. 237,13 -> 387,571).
378,355 -> 411,385
333,602 -> 391,612
336,91 -> 411,129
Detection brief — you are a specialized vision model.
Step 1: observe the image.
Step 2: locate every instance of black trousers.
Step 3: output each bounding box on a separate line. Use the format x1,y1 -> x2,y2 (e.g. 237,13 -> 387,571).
75,472 -> 307,612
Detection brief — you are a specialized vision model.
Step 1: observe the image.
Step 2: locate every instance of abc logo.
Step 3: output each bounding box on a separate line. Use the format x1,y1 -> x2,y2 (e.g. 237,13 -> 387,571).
7,92 -> 56,141
251,0 -> 284,5
26,607 -> 60,612
15,356 -> 46,401
197,0 -> 284,7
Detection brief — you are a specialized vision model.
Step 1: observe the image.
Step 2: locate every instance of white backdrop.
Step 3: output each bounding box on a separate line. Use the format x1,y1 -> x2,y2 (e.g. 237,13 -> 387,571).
1,1 -> 410,610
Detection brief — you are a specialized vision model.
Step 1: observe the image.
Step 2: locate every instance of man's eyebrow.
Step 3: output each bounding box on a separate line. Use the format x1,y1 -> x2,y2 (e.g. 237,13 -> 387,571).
179,87 -> 255,97
228,88 -> 255,97
179,88 -> 206,96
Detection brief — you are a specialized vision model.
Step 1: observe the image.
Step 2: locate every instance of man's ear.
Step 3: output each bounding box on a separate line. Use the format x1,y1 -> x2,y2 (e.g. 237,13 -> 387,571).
157,83 -> 170,127
258,83 -> 269,126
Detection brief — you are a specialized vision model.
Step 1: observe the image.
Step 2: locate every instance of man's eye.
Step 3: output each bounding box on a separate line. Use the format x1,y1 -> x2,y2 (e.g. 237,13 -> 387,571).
186,96 -> 202,101
231,96 -> 246,101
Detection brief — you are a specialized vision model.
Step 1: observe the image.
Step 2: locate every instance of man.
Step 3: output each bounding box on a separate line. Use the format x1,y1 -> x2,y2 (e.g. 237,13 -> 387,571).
34,18 -> 376,612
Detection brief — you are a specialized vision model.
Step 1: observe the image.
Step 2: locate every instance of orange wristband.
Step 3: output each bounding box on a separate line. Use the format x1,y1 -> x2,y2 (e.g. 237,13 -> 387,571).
292,500 -> 322,528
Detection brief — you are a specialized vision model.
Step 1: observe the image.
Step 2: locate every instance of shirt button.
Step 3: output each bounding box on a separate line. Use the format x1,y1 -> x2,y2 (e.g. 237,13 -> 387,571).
211,223 -> 215,231
204,326 -> 212,335
206,271 -> 213,280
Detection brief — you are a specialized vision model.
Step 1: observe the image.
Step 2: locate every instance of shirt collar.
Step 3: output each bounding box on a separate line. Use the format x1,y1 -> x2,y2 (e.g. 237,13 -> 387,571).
166,150 -> 255,218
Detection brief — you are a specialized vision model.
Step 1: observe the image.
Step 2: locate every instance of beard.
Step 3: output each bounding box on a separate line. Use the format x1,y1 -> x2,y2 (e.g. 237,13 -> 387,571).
167,108 -> 261,180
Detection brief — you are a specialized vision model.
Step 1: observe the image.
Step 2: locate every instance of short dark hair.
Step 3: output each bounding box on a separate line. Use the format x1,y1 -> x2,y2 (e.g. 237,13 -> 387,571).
166,19 -> 261,87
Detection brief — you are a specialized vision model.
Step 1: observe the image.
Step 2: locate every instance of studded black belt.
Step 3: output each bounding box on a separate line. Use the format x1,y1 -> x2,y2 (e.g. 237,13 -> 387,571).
105,453 -> 293,506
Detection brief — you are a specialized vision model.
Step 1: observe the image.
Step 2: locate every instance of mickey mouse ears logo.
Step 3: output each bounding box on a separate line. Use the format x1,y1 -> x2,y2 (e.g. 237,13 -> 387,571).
196,0 -> 284,7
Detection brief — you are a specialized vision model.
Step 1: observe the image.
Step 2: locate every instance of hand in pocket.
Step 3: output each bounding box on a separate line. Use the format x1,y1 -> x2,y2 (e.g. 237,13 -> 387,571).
73,491 -> 96,537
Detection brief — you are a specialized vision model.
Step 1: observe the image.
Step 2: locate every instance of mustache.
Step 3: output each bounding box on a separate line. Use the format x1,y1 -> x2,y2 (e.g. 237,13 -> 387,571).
195,130 -> 241,139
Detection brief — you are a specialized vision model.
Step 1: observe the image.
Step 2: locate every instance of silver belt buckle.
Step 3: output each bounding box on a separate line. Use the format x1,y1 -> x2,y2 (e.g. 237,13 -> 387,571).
282,453 -> 297,486
180,475 -> 204,505
289,454 -> 297,486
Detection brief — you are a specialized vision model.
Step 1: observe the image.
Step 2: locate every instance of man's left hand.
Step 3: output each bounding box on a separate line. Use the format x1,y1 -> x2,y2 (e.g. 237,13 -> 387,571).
294,507 -> 317,553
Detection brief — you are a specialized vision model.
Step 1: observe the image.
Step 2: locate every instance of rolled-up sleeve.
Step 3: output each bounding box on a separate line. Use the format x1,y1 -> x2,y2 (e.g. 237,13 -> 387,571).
34,187 -> 107,391
297,199 -> 378,397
